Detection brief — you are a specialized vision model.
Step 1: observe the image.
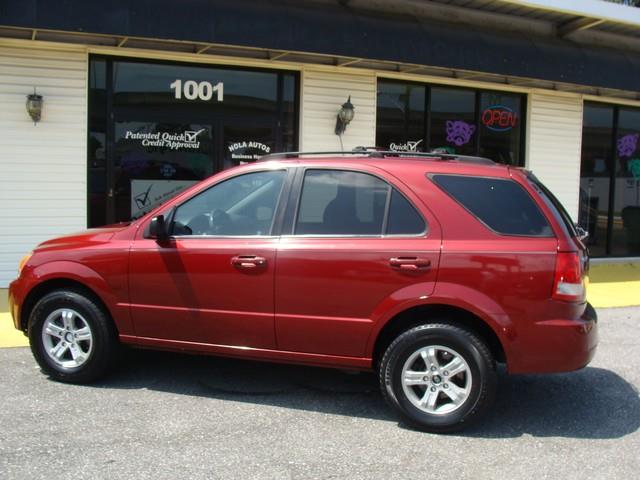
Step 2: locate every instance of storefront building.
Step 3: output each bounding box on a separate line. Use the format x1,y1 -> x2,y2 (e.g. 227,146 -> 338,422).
1,0 -> 640,289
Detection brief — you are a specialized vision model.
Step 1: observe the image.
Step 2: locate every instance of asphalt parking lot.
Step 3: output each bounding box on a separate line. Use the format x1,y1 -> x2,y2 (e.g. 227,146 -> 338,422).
1,307 -> 638,480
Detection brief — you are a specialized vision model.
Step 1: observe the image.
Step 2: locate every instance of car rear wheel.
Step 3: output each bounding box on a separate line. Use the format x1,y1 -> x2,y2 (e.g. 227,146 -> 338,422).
28,290 -> 119,383
379,322 -> 496,432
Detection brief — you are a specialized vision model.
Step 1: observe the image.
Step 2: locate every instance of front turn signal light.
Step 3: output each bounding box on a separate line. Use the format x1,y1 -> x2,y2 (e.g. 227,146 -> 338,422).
18,253 -> 32,274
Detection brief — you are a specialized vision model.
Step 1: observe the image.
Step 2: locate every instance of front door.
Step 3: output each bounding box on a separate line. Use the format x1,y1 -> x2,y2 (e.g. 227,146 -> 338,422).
128,169 -> 289,348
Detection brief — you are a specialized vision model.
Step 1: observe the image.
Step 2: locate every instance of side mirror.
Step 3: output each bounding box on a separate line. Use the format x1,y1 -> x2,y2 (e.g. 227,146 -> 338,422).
149,215 -> 169,241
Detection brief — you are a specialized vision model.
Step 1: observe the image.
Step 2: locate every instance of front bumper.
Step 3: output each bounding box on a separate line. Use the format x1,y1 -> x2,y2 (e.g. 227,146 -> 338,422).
8,277 -> 26,332
508,302 -> 598,374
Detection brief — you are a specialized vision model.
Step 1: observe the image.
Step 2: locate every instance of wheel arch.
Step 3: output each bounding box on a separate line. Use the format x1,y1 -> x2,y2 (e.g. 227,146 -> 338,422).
20,278 -> 116,334
371,304 -> 507,369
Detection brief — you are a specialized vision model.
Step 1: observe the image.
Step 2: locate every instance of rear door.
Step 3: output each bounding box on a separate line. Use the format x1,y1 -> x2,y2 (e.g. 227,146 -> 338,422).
275,167 -> 441,357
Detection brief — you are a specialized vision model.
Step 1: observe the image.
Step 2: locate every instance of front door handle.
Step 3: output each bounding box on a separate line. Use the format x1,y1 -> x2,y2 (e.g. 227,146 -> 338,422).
389,257 -> 431,271
231,255 -> 267,270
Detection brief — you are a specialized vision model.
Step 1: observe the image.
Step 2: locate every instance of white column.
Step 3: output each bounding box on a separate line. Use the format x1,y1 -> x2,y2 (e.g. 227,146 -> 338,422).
526,91 -> 584,221
299,68 -> 376,152
0,42 -> 88,287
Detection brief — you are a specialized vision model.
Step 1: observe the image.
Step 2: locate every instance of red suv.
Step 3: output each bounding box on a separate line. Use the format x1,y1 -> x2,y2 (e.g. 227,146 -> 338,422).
9,151 -> 597,432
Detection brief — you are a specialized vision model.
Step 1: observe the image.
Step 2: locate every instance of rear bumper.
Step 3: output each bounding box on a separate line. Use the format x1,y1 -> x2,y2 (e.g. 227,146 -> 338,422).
508,302 -> 598,374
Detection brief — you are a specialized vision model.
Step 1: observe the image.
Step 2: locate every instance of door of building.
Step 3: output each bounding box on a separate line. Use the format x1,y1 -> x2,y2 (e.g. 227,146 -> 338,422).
104,113 -> 216,224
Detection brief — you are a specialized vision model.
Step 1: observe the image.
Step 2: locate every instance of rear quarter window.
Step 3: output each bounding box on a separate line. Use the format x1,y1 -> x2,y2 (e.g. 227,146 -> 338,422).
430,174 -> 553,237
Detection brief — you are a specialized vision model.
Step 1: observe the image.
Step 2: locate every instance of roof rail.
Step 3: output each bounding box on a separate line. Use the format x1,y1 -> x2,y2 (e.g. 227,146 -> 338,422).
259,147 -> 495,165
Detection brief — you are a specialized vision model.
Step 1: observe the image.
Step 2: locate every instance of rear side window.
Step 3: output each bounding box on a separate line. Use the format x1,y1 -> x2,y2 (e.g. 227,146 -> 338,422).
431,174 -> 553,237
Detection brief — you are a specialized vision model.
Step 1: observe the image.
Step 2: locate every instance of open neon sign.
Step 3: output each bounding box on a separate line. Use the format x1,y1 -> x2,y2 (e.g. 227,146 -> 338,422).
481,105 -> 518,132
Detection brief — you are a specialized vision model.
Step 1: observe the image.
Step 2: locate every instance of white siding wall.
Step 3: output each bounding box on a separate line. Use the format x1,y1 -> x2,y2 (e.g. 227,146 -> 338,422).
0,44 -> 87,287
527,91 -> 584,221
300,68 -> 376,151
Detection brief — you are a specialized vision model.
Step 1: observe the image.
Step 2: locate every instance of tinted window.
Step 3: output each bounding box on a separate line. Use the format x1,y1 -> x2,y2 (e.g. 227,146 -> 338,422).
376,80 -> 426,152
173,170 -> 285,236
432,174 -> 553,236
479,92 -> 523,166
375,79 -> 527,166
613,108 -> 640,256
296,170 -> 389,235
430,87 -> 476,156
579,103 -> 614,256
527,173 -> 576,239
386,189 -> 426,235
113,61 -> 279,117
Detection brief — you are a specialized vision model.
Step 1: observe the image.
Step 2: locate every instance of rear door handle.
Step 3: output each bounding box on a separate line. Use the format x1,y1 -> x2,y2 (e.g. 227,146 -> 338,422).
231,255 -> 267,270
389,257 -> 431,271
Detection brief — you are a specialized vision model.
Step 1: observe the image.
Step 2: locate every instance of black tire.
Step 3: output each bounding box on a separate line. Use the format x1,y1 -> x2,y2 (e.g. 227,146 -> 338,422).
28,289 -> 119,383
379,322 -> 496,432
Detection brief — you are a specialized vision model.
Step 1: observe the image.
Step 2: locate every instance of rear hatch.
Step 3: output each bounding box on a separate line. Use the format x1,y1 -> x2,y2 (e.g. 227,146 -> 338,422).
523,171 -> 588,303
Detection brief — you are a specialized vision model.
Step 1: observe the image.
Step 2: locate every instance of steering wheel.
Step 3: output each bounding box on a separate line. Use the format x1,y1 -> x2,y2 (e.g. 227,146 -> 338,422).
210,209 -> 232,235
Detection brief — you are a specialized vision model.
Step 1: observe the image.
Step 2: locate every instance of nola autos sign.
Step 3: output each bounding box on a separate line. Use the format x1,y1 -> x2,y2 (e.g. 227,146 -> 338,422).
481,105 -> 519,132
124,129 -> 206,150
227,141 -> 272,161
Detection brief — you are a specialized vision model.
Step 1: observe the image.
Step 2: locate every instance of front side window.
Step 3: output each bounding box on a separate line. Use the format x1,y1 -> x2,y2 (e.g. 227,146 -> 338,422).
172,170 -> 286,236
295,170 -> 426,236
432,174 -> 553,237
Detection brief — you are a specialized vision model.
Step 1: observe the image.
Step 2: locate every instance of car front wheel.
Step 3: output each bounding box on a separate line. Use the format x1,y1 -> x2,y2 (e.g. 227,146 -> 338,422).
28,289 -> 119,383
379,322 -> 496,432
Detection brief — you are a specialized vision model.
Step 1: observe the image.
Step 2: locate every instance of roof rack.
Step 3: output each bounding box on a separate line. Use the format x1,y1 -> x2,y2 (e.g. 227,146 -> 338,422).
259,147 -> 495,165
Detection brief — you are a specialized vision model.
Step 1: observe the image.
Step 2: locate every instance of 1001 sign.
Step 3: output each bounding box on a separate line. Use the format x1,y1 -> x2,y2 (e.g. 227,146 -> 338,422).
169,80 -> 224,101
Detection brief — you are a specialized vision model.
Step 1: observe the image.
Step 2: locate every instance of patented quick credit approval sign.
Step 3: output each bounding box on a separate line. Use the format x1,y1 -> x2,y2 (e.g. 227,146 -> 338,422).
124,129 -> 206,150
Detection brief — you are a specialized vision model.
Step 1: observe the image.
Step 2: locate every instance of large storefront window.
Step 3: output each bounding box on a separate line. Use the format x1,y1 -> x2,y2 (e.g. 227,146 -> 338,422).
375,79 -> 525,165
479,92 -> 523,165
376,81 -> 426,152
580,102 -> 640,257
430,87 -> 476,156
88,56 -> 298,227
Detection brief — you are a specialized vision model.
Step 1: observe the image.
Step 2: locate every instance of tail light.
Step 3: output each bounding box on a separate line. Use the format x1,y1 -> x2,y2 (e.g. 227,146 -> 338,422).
553,251 -> 585,302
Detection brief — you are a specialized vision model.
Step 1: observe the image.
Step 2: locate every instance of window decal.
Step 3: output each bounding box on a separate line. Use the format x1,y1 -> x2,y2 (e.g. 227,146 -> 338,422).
124,128 -> 206,150
617,133 -> 639,158
446,120 -> 475,146
389,139 -> 423,152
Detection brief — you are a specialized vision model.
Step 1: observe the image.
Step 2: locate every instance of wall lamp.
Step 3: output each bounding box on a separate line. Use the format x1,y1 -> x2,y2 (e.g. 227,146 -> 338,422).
26,88 -> 43,124
334,95 -> 355,136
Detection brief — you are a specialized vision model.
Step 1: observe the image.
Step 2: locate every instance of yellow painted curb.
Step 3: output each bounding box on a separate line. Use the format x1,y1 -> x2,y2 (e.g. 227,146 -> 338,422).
0,312 -> 28,348
588,281 -> 640,309
588,262 -> 640,308
589,262 -> 640,283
